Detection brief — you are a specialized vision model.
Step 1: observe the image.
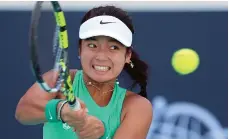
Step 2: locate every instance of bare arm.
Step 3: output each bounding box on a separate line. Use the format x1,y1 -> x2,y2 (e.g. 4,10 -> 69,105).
15,69 -> 77,125
113,95 -> 153,139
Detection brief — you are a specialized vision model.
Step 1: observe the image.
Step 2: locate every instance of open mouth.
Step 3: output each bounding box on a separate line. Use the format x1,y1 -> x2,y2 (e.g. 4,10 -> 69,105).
92,65 -> 111,72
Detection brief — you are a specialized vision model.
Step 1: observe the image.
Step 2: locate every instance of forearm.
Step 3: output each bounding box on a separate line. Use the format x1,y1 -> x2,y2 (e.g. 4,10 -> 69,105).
15,98 -> 48,125
15,71 -> 63,125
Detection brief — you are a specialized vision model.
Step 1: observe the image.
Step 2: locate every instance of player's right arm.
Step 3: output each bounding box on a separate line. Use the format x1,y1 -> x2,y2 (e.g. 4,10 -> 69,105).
15,69 -> 104,138
15,69 -> 82,125
15,70 -> 59,125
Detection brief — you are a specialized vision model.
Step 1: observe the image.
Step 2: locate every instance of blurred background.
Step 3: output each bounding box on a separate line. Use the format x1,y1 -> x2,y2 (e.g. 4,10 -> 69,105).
1,1 -> 227,139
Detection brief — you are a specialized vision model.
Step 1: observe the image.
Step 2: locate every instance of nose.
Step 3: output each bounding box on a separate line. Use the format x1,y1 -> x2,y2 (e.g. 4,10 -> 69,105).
95,44 -> 109,61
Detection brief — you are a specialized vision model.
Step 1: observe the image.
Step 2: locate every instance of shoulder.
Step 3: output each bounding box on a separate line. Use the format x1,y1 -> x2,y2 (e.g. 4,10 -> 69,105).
124,91 -> 153,113
121,91 -> 153,122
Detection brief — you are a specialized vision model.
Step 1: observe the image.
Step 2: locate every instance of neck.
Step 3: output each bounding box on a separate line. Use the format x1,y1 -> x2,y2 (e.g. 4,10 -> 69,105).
83,72 -> 116,95
82,72 -> 117,106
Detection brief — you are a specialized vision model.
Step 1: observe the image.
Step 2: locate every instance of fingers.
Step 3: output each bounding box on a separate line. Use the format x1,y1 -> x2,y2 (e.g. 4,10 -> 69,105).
78,129 -> 101,139
68,109 -> 87,123
74,116 -> 105,139
76,98 -> 89,112
78,126 -> 94,137
77,99 -> 86,109
61,103 -> 88,128
64,99 -> 88,117
61,98 -> 92,135
74,108 -> 88,120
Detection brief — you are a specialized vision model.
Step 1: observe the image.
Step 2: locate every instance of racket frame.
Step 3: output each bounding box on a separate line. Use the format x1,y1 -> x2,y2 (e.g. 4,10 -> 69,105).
30,1 -> 80,111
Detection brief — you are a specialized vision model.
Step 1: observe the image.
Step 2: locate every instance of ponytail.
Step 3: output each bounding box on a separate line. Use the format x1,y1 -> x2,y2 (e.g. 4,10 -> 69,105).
124,48 -> 148,98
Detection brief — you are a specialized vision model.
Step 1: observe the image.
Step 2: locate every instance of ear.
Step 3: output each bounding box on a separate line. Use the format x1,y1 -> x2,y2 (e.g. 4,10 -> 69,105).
125,48 -> 132,63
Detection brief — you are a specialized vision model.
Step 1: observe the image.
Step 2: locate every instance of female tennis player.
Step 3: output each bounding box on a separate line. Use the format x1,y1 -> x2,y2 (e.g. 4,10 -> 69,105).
15,5 -> 153,139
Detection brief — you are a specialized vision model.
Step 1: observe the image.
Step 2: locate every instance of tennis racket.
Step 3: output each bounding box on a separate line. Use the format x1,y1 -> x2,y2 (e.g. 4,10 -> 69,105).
29,1 -> 81,111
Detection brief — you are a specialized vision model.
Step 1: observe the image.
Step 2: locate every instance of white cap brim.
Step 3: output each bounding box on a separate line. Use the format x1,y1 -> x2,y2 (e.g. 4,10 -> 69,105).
79,15 -> 132,47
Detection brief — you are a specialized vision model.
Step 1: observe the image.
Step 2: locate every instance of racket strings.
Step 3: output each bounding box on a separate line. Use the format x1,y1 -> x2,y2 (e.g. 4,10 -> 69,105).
31,1 -> 80,110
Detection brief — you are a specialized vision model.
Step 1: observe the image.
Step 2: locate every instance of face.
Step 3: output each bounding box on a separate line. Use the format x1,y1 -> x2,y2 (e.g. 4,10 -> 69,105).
79,36 -> 132,83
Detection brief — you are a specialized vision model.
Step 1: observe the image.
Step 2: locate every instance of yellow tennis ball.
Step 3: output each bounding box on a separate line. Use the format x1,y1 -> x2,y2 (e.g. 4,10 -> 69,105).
172,48 -> 200,75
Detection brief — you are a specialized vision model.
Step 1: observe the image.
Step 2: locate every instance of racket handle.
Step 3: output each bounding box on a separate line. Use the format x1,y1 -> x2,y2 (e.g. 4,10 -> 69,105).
69,98 -> 81,111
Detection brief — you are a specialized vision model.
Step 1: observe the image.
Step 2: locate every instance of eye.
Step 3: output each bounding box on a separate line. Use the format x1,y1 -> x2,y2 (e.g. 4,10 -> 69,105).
110,45 -> 119,50
88,43 -> 96,48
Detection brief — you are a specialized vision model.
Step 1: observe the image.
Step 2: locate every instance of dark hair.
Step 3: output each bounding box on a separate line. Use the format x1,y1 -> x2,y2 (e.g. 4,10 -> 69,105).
79,6 -> 148,98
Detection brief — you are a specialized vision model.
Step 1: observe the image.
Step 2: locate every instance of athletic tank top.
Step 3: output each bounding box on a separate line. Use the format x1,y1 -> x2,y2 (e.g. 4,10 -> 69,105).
43,70 -> 126,139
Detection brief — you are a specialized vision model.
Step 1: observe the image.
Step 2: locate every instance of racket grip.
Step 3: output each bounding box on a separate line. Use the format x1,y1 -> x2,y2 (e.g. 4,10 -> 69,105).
69,98 -> 81,111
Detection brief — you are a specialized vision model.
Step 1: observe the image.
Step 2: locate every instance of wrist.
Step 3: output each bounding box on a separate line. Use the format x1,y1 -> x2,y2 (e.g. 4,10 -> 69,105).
45,99 -> 63,122
57,100 -> 68,123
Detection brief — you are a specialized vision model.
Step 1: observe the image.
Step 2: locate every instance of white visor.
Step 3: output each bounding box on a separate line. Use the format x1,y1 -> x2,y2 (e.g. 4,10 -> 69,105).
79,15 -> 132,47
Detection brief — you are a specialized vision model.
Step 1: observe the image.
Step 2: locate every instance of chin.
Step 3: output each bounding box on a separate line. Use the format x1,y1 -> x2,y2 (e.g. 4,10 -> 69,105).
90,72 -> 114,83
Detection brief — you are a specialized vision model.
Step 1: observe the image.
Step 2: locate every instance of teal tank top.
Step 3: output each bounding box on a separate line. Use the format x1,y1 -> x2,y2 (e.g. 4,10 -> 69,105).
43,70 -> 126,139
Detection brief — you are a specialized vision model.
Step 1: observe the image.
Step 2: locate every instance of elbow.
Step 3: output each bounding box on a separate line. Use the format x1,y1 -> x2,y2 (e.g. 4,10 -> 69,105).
15,101 -> 31,125
15,112 -> 37,125
15,100 -> 43,125
15,104 -> 26,125
15,107 -> 34,125
15,113 -> 24,125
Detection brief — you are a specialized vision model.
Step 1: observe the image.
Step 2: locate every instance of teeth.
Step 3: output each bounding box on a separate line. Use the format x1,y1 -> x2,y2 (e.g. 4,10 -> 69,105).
94,65 -> 109,71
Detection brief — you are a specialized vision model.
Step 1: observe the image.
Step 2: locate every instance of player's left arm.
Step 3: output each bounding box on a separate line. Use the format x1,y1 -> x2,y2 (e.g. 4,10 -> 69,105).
113,94 -> 153,139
